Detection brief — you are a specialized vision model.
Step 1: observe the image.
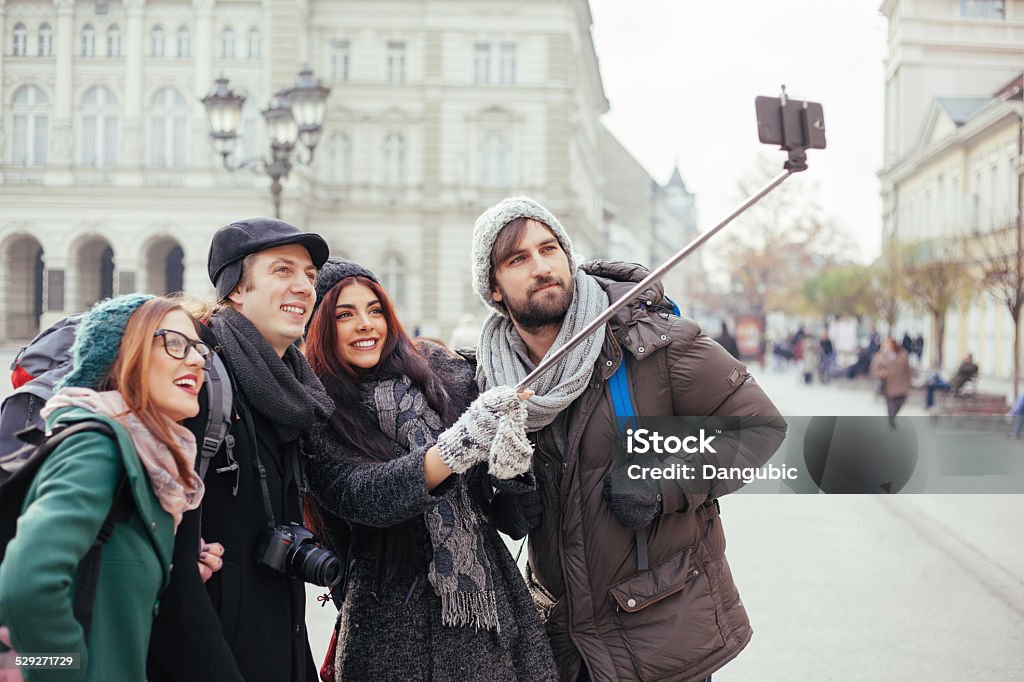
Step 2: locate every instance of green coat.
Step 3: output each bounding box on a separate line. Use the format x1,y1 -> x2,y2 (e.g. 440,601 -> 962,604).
0,407 -> 175,682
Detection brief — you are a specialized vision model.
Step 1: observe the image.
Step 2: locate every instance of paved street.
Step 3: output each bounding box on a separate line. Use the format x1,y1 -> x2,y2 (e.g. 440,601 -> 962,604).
4,346 -> 1021,678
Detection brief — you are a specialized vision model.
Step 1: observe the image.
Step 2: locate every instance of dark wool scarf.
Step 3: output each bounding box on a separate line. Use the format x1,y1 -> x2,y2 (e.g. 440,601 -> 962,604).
361,376 -> 500,632
211,307 -> 334,442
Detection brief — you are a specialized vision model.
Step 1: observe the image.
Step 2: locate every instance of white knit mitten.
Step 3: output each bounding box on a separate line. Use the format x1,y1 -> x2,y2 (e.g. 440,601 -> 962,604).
436,386 -> 523,474
487,402 -> 534,480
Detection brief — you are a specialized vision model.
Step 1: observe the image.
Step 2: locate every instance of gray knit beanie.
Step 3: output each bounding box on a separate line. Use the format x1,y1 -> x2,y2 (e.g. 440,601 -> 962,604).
308,257 -> 380,330
471,196 -> 580,315
60,294 -> 155,390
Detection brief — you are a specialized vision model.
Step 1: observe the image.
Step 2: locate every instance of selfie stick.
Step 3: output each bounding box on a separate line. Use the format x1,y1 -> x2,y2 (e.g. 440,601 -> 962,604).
515,89 -> 822,392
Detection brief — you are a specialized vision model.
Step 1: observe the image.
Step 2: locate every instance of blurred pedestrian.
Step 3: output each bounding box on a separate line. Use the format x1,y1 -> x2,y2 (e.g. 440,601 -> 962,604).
819,331 -> 835,383
801,336 -> 820,384
911,333 -> 924,365
870,337 -> 912,428
901,332 -> 913,354
715,321 -> 740,360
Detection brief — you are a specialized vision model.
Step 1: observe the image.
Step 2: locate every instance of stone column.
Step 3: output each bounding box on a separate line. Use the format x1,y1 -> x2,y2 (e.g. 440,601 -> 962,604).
123,0 -> 146,165
51,0 -> 75,168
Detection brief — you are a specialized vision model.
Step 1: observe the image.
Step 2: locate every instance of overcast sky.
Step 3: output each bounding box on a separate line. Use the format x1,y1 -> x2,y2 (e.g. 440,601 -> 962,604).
590,0 -> 889,263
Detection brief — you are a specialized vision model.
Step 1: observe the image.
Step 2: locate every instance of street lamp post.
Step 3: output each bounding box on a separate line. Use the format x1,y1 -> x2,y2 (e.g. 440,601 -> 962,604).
201,66 -> 330,219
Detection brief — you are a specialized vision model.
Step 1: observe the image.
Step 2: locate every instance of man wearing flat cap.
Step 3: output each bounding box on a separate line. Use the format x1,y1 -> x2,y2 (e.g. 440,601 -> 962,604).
149,218 -> 334,682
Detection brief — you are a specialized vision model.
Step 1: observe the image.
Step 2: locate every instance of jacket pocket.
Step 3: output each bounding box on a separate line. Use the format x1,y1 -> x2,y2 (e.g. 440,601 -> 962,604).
609,546 -> 725,681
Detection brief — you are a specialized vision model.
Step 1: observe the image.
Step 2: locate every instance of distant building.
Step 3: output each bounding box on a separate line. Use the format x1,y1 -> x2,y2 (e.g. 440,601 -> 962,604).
0,0 -> 609,340
878,0 -> 1024,378
598,125 -> 704,316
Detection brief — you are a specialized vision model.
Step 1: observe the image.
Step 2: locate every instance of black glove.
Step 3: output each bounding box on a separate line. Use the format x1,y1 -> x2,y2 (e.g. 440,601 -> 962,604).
490,489 -> 543,540
602,458 -> 664,530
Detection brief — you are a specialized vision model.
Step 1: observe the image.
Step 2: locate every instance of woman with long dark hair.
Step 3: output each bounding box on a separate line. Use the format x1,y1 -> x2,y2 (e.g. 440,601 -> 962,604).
303,259 -> 557,682
0,295 -> 209,681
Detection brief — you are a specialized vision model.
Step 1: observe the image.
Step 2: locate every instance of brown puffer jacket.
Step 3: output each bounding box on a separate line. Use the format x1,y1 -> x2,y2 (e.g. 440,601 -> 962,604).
521,262 -> 787,682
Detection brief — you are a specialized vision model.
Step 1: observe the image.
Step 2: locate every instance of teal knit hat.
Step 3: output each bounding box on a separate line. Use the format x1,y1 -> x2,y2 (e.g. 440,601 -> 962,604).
60,294 -> 155,390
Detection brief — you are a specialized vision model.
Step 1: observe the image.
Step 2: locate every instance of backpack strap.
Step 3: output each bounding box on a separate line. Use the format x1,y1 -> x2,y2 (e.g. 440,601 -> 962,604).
607,353 -> 650,572
198,353 -> 235,481
73,472 -> 133,641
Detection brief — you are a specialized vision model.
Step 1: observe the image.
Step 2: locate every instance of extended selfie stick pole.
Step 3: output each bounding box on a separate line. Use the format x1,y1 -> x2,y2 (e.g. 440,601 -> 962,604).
515,88 -> 824,392
515,168 -> 794,391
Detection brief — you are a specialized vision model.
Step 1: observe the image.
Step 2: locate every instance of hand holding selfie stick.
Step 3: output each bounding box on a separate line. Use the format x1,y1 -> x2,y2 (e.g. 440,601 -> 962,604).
516,88 -> 826,392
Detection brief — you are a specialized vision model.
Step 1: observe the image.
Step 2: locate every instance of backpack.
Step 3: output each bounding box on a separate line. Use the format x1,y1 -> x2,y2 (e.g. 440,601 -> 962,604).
1,314 -> 235,482
0,420 -> 132,640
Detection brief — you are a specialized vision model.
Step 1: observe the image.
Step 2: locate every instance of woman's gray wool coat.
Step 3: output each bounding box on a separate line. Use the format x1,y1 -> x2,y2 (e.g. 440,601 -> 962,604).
305,342 -> 558,682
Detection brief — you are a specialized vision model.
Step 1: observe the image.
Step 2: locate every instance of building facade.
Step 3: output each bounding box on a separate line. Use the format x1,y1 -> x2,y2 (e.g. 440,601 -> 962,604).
878,0 -> 1024,378
0,0 -> 612,340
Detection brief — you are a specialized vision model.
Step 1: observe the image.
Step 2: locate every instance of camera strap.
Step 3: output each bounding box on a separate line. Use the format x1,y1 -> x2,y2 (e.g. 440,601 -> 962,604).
240,399 -> 278,532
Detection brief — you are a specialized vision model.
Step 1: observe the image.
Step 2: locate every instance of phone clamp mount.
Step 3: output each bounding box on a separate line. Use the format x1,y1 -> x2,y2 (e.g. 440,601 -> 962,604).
755,85 -> 827,172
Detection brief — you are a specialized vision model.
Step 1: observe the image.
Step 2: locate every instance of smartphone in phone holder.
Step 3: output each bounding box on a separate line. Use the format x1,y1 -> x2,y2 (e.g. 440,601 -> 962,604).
755,86 -> 826,172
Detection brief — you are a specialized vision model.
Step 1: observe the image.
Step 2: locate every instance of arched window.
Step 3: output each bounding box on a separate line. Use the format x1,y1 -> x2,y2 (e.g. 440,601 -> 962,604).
248,27 -> 261,59
107,25 -> 121,57
382,133 -> 405,185
10,86 -> 49,166
81,24 -> 96,57
481,132 -> 507,186
81,86 -> 119,167
220,26 -> 235,59
380,253 -> 406,307
12,23 -> 27,57
177,26 -> 190,58
327,132 -> 352,184
149,87 -> 188,168
38,23 -> 53,57
150,25 -> 165,57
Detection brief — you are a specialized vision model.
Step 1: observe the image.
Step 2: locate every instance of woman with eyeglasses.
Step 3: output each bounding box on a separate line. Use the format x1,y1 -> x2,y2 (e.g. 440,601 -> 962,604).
0,295 -> 209,682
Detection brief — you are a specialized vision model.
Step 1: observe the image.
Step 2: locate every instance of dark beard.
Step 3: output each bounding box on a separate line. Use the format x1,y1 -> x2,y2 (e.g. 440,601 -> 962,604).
502,278 -> 573,333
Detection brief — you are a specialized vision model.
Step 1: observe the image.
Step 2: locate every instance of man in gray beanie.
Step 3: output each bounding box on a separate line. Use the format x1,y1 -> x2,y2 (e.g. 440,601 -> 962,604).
472,196 -> 788,682
149,217 -> 333,682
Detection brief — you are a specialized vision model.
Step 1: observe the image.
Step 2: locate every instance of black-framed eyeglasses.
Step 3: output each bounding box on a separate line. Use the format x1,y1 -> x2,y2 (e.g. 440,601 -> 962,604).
154,329 -> 213,361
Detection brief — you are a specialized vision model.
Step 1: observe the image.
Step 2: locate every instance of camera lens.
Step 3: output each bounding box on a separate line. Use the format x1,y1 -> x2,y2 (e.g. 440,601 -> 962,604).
291,543 -> 342,587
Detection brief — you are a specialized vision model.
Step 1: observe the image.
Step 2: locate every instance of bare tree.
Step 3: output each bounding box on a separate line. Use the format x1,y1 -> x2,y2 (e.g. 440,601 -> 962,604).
900,241 -> 977,370
719,156 -> 855,315
970,221 -> 1024,398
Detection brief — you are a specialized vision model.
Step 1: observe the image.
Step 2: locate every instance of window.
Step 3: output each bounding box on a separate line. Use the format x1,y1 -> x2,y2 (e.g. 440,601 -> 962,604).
382,133 -> 405,184
177,26 -> 190,58
230,97 -> 262,166
38,23 -> 53,57
220,27 -> 235,59
107,25 -> 121,57
387,42 -> 405,83
149,87 -> 188,168
499,43 -> 516,84
951,174 -> 961,233
151,25 -> 165,57
936,174 -> 945,235
380,253 -> 406,307
329,39 -> 350,82
959,0 -> 1004,19
327,132 -> 352,184
81,86 -> 119,167
481,133 -> 507,186
10,85 -> 49,166
12,22 -> 27,57
971,168 -> 982,229
248,27 -> 260,59
474,43 -> 490,84
81,24 -> 96,57
989,164 -> 998,229
1008,153 -> 1018,221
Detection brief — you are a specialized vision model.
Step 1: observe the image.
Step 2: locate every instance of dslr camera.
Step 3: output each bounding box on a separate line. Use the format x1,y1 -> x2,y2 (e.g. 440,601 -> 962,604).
256,522 -> 341,587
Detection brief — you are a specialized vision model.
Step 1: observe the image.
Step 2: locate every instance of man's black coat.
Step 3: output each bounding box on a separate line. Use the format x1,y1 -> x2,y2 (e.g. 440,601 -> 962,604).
147,324 -> 316,682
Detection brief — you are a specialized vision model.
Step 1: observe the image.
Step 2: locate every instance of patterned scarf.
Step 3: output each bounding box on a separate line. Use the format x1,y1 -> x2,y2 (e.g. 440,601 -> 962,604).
477,269 -> 609,432
211,307 -> 334,442
361,376 -> 499,631
42,387 -> 203,529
